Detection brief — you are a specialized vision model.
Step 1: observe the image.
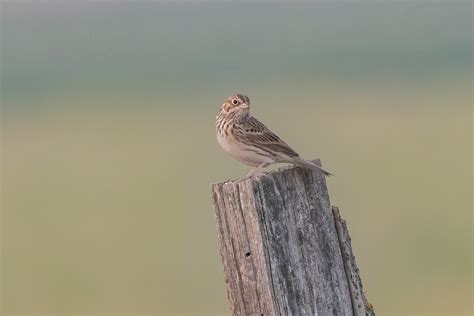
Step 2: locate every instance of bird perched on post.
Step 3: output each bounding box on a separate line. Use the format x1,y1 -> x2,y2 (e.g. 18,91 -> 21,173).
216,93 -> 333,178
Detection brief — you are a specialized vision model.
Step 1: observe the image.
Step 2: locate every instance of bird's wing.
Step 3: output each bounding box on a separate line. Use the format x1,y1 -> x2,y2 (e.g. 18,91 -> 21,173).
235,116 -> 299,158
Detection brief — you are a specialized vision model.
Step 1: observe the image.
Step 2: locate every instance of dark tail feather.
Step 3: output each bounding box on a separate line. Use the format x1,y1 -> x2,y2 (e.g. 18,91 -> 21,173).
293,157 -> 334,176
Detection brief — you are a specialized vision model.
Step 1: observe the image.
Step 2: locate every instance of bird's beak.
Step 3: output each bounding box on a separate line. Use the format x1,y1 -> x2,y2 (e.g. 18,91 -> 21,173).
241,103 -> 249,109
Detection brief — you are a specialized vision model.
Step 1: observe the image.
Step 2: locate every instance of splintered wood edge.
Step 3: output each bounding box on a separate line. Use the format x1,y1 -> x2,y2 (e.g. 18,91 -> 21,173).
332,206 -> 375,316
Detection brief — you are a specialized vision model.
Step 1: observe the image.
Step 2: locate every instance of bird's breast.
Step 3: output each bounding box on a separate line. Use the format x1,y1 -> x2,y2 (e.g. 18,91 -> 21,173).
216,128 -> 273,167
217,131 -> 235,155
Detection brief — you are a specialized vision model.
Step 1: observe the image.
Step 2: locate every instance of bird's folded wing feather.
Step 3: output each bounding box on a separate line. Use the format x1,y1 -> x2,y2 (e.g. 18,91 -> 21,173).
234,116 -> 299,158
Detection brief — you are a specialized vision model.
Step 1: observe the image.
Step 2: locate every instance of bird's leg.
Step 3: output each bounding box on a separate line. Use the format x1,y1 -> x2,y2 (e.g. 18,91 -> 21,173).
246,163 -> 270,178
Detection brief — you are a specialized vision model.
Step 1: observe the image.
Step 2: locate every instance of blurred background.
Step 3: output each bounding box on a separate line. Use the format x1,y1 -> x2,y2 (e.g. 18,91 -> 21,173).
1,1 -> 472,315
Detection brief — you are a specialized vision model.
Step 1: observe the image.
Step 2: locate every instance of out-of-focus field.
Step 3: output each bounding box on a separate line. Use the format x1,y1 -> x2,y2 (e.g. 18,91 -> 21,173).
1,1 -> 472,316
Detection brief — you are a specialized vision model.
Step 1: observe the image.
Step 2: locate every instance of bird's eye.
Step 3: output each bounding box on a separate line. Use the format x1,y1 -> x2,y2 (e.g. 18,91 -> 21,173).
231,99 -> 238,105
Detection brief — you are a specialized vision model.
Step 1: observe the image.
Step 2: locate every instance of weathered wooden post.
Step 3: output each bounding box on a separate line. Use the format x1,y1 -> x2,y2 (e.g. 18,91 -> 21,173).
211,160 -> 374,316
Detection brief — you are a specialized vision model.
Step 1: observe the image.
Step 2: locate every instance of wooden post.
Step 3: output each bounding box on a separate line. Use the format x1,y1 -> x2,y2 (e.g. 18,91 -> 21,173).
211,161 -> 374,316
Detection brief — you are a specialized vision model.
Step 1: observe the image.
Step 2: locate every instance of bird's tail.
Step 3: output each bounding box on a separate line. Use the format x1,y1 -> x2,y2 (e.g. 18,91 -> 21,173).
292,157 -> 334,176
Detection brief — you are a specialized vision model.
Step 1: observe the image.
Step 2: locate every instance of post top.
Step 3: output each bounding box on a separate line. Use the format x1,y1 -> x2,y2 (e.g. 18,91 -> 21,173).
211,159 -> 324,187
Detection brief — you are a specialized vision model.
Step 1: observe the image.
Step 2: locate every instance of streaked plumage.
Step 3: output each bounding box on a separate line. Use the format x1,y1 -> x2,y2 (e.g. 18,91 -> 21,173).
216,93 -> 332,177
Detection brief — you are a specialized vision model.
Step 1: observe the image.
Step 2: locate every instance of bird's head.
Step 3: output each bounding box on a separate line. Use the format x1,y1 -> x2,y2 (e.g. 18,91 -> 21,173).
221,93 -> 250,115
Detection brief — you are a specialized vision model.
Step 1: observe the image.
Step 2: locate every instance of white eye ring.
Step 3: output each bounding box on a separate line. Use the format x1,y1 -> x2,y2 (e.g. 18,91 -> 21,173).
231,99 -> 238,105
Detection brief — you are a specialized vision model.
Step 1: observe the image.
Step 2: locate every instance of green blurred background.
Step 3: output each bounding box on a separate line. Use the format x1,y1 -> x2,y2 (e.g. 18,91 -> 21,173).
1,1 -> 472,315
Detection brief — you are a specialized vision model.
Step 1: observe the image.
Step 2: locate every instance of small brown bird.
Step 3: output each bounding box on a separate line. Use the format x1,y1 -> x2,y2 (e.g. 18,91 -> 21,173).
216,93 -> 332,178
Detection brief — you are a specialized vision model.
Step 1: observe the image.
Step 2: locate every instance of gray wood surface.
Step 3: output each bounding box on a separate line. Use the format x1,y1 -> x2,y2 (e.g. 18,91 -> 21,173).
332,206 -> 375,316
211,161 -> 374,316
